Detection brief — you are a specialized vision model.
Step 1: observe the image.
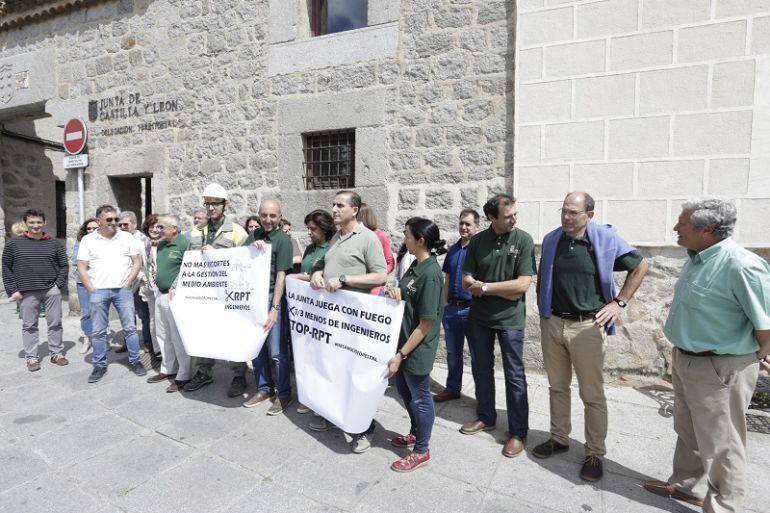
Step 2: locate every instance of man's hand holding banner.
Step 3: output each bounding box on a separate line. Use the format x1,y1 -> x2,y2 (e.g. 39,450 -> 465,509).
286,279 -> 405,434
170,246 -> 271,362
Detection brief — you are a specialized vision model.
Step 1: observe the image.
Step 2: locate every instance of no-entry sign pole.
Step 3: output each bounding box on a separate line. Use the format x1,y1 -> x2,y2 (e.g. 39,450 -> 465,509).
62,118 -> 89,225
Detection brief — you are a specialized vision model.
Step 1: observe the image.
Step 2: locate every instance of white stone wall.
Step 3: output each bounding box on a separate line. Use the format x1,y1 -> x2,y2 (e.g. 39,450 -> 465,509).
515,0 -> 770,246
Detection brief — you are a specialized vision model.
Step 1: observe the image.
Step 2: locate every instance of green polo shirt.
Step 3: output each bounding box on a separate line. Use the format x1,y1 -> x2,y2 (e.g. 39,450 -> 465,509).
242,227 -> 292,293
551,234 -> 643,314
398,256 -> 444,375
205,218 -> 225,246
301,242 -> 329,275
462,227 -> 536,330
664,238 -> 770,355
312,222 -> 387,293
156,234 -> 189,292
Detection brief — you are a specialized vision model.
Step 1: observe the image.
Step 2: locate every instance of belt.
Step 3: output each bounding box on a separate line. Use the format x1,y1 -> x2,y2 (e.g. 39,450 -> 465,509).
677,348 -> 719,357
448,299 -> 472,308
554,311 -> 599,321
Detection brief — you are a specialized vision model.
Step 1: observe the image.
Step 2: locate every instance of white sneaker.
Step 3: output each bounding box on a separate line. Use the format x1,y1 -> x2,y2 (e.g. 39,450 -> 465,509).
79,337 -> 91,354
352,432 -> 372,454
308,416 -> 334,432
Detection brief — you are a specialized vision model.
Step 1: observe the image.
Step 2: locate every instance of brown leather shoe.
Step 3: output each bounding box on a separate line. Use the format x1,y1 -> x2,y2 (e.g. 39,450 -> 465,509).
50,355 -> 69,366
243,391 -> 274,408
267,396 -> 294,416
643,480 -> 704,507
460,419 -> 496,435
166,380 -> 189,393
146,373 -> 175,384
433,390 -> 461,403
502,435 -> 526,458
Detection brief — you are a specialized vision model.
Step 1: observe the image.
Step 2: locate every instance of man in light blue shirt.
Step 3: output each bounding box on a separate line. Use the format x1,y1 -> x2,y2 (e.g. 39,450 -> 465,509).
645,198 -> 770,512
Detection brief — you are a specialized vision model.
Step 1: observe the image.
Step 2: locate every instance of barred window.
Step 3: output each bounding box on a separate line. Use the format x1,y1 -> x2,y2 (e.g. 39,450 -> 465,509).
303,130 -> 356,190
310,0 -> 368,37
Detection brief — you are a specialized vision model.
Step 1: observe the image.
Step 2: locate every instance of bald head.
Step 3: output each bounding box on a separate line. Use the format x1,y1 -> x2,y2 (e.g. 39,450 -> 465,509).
258,199 -> 282,232
564,191 -> 595,212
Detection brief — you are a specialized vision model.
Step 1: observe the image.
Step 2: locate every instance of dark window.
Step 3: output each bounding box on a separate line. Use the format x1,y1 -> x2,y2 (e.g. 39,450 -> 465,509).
55,180 -> 66,238
303,130 -> 355,190
311,0 -> 368,36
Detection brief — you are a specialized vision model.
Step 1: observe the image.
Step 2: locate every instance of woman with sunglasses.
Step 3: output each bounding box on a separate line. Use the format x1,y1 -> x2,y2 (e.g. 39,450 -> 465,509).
71,218 -> 99,354
385,217 -> 446,472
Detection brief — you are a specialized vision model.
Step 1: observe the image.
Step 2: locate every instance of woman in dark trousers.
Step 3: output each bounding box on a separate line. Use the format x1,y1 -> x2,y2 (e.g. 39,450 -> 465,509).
386,217 -> 446,472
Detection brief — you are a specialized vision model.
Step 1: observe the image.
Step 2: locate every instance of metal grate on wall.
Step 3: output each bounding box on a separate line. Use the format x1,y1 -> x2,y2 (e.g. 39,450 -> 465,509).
302,130 -> 355,190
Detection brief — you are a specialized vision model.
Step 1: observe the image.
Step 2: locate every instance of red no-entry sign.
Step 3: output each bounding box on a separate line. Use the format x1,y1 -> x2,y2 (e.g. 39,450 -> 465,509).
63,118 -> 88,155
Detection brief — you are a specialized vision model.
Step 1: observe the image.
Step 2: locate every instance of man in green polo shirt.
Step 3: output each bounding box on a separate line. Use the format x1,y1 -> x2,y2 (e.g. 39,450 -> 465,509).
644,199 -> 770,512
146,214 -> 191,392
534,192 -> 648,482
308,190 -> 387,453
460,194 -> 536,459
241,199 -> 294,416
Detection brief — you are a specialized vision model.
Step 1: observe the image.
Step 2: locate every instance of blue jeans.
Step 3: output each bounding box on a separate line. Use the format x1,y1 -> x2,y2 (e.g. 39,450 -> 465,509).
253,295 -> 291,398
395,369 -> 435,453
90,288 -> 141,368
468,321 -> 529,438
133,292 -> 152,351
442,304 -> 472,394
76,282 -> 92,338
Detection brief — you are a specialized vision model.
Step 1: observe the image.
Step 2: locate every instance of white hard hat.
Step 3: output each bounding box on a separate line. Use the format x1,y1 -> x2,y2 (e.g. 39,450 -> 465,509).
202,183 -> 227,200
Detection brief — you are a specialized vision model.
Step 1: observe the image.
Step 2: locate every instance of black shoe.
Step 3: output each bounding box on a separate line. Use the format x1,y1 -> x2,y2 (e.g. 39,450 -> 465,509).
183,371 -> 213,392
227,376 -> 247,397
532,438 -> 570,459
88,366 -> 107,383
580,455 -> 603,482
130,362 -> 147,377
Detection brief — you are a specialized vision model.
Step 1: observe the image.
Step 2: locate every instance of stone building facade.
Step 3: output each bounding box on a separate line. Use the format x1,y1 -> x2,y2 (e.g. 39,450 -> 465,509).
0,0 -> 768,373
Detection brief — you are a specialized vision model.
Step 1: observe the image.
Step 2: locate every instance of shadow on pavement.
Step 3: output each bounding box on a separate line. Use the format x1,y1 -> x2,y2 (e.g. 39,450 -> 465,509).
635,384 -> 675,418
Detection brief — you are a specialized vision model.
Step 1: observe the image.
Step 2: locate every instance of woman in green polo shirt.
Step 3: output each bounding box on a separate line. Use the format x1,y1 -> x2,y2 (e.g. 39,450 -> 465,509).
386,217 -> 446,473
290,209 -> 336,281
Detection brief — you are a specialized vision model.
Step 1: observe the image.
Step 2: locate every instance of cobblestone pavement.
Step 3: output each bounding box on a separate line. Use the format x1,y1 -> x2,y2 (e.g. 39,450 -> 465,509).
0,303 -> 767,513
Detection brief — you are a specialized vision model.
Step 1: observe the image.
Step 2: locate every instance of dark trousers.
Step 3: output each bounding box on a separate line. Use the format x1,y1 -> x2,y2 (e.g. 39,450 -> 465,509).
133,292 -> 152,351
468,321 -> 529,438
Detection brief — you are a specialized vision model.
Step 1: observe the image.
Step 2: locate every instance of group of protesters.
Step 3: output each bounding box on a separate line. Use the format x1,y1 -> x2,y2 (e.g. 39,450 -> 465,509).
3,182 -> 769,511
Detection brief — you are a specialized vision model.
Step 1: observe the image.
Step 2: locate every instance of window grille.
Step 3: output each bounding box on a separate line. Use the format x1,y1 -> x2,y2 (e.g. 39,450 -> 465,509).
303,130 -> 355,190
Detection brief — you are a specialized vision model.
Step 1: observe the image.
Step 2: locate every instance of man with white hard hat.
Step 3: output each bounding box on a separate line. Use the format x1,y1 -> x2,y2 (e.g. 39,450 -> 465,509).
176,183 -> 249,396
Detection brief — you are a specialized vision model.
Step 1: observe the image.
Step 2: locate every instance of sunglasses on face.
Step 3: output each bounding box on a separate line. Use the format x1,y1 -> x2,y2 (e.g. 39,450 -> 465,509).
118,222 -> 130,227
104,217 -> 118,223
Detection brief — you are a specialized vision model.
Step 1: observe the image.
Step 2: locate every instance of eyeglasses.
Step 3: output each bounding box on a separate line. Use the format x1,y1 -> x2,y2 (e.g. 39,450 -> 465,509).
203,201 -> 225,208
558,208 -> 587,217
118,222 -> 130,227
104,217 -> 118,223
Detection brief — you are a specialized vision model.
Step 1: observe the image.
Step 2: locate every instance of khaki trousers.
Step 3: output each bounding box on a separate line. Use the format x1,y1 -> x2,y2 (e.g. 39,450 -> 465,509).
155,293 -> 191,381
669,348 -> 759,513
540,315 -> 607,457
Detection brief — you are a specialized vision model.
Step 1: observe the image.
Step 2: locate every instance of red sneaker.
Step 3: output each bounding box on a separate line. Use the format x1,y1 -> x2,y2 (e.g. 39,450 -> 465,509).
390,433 -> 417,448
391,450 -> 430,473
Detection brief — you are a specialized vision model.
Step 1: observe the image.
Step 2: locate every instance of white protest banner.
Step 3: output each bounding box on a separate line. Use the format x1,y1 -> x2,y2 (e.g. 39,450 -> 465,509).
286,279 -> 404,434
170,246 -> 271,362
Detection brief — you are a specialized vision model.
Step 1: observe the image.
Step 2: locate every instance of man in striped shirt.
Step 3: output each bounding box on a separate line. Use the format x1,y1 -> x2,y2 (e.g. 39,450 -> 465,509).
2,208 -> 69,372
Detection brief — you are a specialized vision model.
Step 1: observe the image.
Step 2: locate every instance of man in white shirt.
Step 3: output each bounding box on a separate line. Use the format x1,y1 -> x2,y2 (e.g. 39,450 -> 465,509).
77,204 -> 145,383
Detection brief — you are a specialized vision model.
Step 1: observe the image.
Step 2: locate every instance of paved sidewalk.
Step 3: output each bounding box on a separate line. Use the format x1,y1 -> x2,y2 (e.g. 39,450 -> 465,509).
0,302 -> 767,513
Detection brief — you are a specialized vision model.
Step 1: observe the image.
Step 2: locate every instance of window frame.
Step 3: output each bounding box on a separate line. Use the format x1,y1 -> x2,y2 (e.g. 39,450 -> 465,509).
302,129 -> 356,190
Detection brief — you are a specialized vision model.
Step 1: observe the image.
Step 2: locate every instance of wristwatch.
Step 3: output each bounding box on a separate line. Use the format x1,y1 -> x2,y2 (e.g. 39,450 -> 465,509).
272,304 -> 281,311
614,298 -> 628,308
397,350 -> 408,360
481,283 -> 489,293
339,275 -> 347,285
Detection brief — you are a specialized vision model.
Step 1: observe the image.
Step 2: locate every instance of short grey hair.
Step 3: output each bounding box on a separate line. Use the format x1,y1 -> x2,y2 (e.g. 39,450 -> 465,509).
682,198 -> 737,240
157,214 -> 181,229
191,207 -> 206,216
118,211 -> 137,223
